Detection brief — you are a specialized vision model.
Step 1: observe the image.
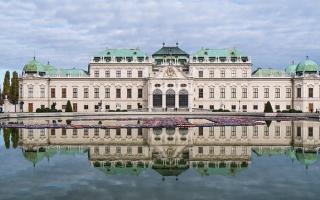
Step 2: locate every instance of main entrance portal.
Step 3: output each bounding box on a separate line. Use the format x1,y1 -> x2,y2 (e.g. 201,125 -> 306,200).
166,89 -> 175,108
153,89 -> 162,108
179,89 -> 188,108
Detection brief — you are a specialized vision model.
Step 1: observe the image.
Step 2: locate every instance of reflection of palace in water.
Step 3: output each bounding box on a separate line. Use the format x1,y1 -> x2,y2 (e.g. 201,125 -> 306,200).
18,120 -> 320,177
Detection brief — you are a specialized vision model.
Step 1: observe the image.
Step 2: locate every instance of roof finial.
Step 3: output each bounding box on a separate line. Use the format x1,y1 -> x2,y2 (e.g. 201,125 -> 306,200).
162,42 -> 165,47
292,60 -> 294,65
47,61 -> 50,65
306,55 -> 309,59
176,41 -> 179,47
33,49 -> 36,60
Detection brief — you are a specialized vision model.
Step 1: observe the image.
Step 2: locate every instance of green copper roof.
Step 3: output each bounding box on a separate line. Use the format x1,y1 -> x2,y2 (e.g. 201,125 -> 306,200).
152,46 -> 189,57
193,48 -> 245,57
195,166 -> 247,176
95,48 -> 147,57
252,68 -> 285,77
23,59 -> 88,77
253,147 -> 287,156
295,151 -> 318,167
96,166 -> 146,176
23,59 -> 46,72
296,57 -> 318,73
285,64 -> 297,74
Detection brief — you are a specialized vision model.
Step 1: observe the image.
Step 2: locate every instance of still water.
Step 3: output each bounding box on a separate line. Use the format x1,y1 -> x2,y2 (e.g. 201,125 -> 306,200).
1,119 -> 320,200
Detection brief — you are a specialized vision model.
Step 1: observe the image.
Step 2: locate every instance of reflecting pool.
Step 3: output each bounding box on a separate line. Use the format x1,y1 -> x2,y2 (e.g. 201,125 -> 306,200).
1,119 -> 320,200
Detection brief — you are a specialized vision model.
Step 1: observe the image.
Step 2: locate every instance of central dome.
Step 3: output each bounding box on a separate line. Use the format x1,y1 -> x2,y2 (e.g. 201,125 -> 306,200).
296,57 -> 318,73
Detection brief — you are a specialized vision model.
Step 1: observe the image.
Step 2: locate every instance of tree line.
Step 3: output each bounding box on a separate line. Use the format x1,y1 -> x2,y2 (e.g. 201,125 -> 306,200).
0,71 -> 19,110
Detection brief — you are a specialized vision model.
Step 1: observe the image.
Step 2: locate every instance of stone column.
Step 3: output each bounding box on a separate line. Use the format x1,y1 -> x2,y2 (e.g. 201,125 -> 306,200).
162,94 -> 166,111
175,93 -> 179,110
148,92 -> 152,112
188,93 -> 192,112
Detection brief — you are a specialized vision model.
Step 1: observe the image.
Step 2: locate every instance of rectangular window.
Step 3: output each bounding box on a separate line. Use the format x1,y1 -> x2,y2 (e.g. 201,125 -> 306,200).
242,126 -> 247,137
220,147 -> 225,155
220,127 -> 225,137
242,105 -> 247,112
209,147 -> 214,155
231,126 -> 236,136
297,127 -> 301,137
127,105 -> 132,110
73,88 -> 78,98
198,71 -> 203,78
309,88 -> 313,98
231,70 -> 236,77
28,86 -> 33,98
231,105 -> 236,111
94,70 -> 99,77
275,88 -> 280,98
264,88 -> 269,98
138,88 -> 143,98
105,70 -> 110,77
127,88 -> 132,98
105,88 -> 110,98
242,88 -> 247,98
138,70 -> 143,77
209,88 -> 214,98
199,127 -> 203,136
220,88 -> 225,98
116,146 -> 121,154
50,88 -> 56,98
127,147 -> 132,155
286,105 -> 291,110
275,105 -> 280,110
105,105 -> 110,110
308,127 -> 313,137
210,105 -> 214,110
297,88 -> 301,98
62,88 -> 67,98
264,126 -> 269,136
209,127 -> 214,136
199,88 -> 203,98
40,87 -> 45,98
286,88 -> 291,98
116,88 -> 121,98
138,146 -> 143,154
127,70 -> 132,78
198,147 -> 203,154
116,70 -> 121,78
253,126 -> 258,136
275,126 -> 280,137
231,88 -> 236,98
220,69 -> 225,78
84,88 -> 89,98
253,88 -> 258,98
94,88 -> 99,98
286,126 -> 292,137
242,70 -> 247,77
209,70 -> 214,78
84,105 -> 88,110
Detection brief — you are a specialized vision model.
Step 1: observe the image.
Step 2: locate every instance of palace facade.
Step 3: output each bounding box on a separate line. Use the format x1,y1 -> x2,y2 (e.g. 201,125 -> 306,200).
19,45 -> 320,113
19,120 -> 320,174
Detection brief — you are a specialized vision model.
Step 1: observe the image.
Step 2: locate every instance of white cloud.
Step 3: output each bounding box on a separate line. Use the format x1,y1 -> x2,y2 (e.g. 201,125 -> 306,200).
0,0 -> 319,74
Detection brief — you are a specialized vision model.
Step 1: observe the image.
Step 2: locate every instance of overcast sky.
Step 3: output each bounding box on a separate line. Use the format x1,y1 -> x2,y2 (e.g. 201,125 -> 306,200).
0,0 -> 319,77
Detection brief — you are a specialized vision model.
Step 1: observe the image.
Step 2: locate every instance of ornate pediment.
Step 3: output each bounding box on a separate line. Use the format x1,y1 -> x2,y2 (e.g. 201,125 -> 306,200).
154,66 -> 188,79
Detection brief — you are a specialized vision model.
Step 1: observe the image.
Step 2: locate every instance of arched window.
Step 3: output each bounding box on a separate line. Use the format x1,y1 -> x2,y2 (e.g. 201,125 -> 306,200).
153,89 -> 162,107
179,89 -> 188,108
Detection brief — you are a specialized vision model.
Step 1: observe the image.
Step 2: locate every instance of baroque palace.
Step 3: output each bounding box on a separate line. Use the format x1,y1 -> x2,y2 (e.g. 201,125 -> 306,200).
19,44 -> 320,112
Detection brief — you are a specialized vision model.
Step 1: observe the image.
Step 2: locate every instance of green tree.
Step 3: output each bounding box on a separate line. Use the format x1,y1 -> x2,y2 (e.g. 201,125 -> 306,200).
3,71 -> 10,99
264,101 -> 273,113
3,128 -> 11,149
65,100 -> 73,112
11,128 -> 19,149
0,88 -> 3,105
10,71 -> 19,112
